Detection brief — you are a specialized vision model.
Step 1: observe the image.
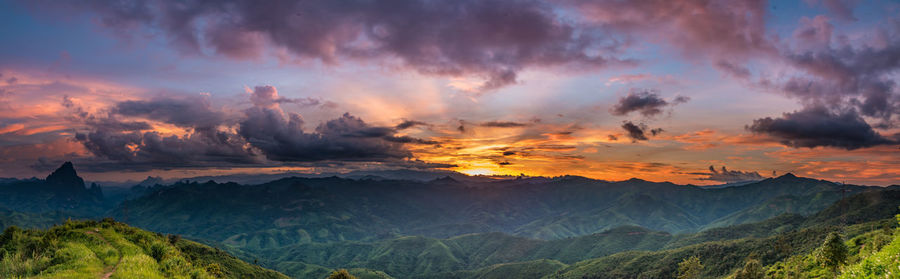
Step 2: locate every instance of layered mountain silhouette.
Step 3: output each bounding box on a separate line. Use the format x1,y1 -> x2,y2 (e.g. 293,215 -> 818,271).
0,163 -> 895,278
107,169 -> 872,246
0,162 -> 103,214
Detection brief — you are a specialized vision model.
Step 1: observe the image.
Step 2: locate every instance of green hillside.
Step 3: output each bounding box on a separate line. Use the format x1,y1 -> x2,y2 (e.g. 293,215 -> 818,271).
1,163 -> 896,279
247,226 -> 672,278
242,190 -> 900,278
0,219 -> 287,279
109,173 -> 866,250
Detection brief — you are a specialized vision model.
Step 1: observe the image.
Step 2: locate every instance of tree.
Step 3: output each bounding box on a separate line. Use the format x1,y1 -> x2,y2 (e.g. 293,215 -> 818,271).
205,263 -> 224,278
816,232 -> 848,271
327,269 -> 357,279
733,258 -> 765,279
168,234 -> 181,245
677,256 -> 703,279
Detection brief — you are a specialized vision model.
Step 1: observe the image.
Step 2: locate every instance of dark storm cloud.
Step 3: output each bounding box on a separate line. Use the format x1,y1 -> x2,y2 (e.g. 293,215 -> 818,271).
621,121 -> 648,141
756,15 -> 900,128
696,165 -> 765,183
75,128 -> 258,169
619,121 -> 665,142
71,85 -> 433,170
610,90 -> 688,117
84,118 -> 152,132
238,110 -> 413,162
395,120 -> 429,130
778,42 -> 900,123
746,106 -> 897,150
611,90 -> 668,117
47,0 -> 633,92
113,97 -> 228,129
563,0 -> 896,141
730,14 -> 900,144
480,121 -> 529,128
384,136 -> 440,145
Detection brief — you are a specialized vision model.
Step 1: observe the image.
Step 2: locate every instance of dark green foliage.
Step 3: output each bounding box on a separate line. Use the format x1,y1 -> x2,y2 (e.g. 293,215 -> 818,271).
4,165 -> 899,278
529,190 -> 900,279
112,173 -> 866,249
816,232 -> 848,271
250,227 -> 671,278
0,207 -> 63,231
731,258 -> 764,279
328,269 -> 357,279
168,234 -> 181,245
676,256 -> 703,279
0,219 -> 288,278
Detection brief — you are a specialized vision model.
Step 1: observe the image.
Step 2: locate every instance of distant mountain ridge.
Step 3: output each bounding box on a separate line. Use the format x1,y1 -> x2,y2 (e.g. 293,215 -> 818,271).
107,169 -> 874,247
0,163 -> 896,279
0,162 -> 104,214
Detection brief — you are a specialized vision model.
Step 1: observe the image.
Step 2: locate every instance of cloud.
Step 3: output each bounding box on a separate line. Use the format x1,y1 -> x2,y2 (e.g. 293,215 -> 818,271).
113,96 -> 228,129
746,106 -> 897,150
395,120 -> 429,130
745,14 -> 900,143
714,60 -> 752,79
759,15 -> 900,127
238,110 -> 413,162
610,89 -> 688,117
75,128 -> 259,170
480,121 -> 529,128
567,0 -> 775,60
805,0 -> 859,22
71,85 -> 436,170
50,0 -> 634,92
238,86 -> 436,162
696,165 -> 764,183
621,121 -> 648,141
249,85 -> 320,108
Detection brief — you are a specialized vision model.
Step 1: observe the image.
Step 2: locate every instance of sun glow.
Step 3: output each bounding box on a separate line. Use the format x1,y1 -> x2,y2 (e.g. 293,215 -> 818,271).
459,168 -> 496,176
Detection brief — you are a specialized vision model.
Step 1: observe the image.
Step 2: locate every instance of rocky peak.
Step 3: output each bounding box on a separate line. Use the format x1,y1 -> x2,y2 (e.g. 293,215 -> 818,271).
45,161 -> 85,189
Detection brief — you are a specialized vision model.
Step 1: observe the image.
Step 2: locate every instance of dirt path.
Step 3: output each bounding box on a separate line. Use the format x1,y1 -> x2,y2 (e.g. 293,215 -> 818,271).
85,230 -> 122,279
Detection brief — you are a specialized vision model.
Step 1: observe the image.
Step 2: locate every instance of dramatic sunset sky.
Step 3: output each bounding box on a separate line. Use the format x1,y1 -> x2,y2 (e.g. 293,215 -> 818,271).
0,0 -> 898,185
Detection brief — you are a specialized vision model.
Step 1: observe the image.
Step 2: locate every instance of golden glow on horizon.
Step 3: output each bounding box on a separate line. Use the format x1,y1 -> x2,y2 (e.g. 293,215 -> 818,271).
0,72 -> 897,186
459,168 -> 495,176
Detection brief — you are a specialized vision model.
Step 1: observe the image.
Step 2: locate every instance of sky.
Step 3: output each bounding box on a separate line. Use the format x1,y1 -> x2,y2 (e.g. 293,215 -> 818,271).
0,0 -> 898,185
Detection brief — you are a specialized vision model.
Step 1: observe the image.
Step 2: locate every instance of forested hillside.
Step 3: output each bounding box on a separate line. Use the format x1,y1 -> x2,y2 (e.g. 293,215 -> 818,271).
0,163 -> 896,279
238,190 -> 900,278
0,219 -> 287,278
108,172 -> 868,248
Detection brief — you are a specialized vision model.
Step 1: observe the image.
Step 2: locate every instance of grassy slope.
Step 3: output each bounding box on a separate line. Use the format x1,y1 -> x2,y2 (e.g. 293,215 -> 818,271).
764,221 -> 898,278
0,219 -> 287,279
548,219 -> 894,279
542,190 -> 900,279
838,226 -> 900,278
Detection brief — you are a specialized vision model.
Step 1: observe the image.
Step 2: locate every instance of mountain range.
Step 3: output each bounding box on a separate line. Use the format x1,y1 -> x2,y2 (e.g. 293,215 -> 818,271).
0,162 -> 896,278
